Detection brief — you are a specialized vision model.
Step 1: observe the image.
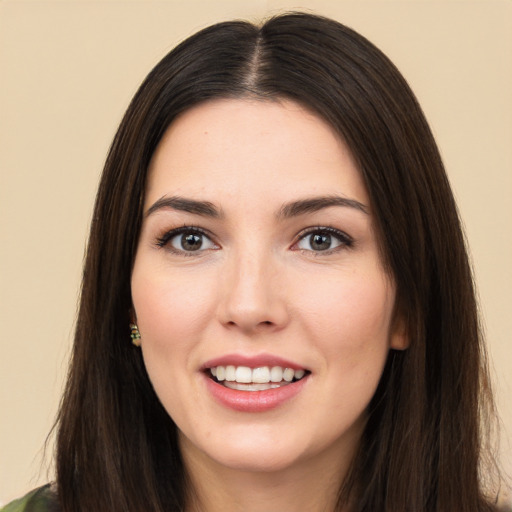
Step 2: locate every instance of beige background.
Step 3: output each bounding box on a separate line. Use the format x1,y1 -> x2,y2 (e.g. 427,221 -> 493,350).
1,0 -> 511,504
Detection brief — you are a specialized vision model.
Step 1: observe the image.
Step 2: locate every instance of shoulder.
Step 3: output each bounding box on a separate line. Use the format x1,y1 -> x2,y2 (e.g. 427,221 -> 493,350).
1,485 -> 60,512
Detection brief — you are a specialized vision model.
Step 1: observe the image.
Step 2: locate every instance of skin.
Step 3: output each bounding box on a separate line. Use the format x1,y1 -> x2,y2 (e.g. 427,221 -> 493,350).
131,98 -> 407,512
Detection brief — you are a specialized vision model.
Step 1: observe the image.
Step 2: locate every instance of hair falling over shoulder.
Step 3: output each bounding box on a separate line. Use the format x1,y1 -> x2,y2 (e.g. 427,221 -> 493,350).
53,12 -> 504,512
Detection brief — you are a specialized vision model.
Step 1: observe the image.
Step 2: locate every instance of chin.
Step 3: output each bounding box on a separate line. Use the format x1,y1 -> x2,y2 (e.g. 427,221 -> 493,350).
209,446 -> 304,474
180,428 -> 312,474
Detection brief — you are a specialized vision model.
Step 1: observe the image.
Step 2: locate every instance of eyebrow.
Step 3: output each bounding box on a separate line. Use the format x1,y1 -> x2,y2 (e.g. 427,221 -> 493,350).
146,196 -> 222,218
277,195 -> 369,218
145,194 -> 368,219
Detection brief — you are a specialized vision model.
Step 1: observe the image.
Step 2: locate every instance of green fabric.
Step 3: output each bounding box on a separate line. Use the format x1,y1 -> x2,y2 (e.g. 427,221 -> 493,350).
1,485 -> 59,512
2,484 -> 510,511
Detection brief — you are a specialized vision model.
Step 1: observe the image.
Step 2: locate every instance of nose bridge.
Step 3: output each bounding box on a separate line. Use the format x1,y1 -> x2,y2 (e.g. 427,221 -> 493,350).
218,239 -> 287,331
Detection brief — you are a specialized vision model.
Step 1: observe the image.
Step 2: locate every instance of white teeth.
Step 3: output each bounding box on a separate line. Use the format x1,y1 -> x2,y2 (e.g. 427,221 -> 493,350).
252,366 -> 270,383
209,365 -> 307,385
225,365 -> 236,381
283,368 -> 294,382
294,369 -> 305,379
235,366 -> 252,383
216,366 -> 226,381
270,366 -> 283,382
223,381 -> 285,391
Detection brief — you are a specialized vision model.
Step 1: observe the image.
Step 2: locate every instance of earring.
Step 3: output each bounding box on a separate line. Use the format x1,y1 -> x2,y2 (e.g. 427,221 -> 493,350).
130,323 -> 141,347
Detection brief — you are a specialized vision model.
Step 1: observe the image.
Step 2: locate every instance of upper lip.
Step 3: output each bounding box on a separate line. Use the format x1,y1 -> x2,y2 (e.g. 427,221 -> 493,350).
202,353 -> 307,371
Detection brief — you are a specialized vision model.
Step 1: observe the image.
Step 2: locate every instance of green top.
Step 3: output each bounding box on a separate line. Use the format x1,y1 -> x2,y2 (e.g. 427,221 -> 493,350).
1,485 -> 60,512
2,484 -> 511,511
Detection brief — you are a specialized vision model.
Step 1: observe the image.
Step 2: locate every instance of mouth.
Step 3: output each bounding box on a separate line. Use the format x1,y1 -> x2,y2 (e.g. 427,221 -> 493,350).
207,365 -> 309,392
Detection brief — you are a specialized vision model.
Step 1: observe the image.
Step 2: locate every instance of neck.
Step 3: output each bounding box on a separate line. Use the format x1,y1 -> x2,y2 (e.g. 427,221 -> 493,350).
181,436 -> 355,512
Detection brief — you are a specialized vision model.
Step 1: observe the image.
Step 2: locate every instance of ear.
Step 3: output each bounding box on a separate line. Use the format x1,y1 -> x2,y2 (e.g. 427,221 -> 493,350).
390,314 -> 409,350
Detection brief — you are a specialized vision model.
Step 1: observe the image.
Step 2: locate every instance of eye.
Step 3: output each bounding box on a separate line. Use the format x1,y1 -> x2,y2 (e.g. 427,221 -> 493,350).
157,227 -> 217,254
295,227 -> 353,253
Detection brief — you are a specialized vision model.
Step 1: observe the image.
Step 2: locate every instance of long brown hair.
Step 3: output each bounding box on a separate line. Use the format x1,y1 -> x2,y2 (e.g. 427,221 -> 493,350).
55,12 -> 499,512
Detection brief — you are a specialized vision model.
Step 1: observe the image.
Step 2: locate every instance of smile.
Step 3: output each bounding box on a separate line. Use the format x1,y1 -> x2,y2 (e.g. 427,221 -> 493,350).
209,365 -> 308,391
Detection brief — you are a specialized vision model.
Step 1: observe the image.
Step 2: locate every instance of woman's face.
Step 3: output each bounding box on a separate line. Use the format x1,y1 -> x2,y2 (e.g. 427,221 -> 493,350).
131,98 -> 406,476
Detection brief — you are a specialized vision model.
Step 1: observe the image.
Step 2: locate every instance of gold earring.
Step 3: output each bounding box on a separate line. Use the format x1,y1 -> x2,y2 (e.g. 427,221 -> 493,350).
130,323 -> 141,347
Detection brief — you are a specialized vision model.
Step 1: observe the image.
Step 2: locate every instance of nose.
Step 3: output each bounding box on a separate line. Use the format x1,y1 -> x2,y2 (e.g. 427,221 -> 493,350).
216,249 -> 289,334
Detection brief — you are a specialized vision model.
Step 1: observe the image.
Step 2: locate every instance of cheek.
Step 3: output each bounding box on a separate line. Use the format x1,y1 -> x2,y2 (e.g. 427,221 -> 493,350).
300,271 -> 394,418
131,264 -> 215,415
295,267 -> 395,356
131,264 -> 218,348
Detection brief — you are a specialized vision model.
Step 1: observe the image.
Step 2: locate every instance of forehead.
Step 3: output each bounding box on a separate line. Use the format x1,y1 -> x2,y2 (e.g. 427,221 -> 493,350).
145,98 -> 369,209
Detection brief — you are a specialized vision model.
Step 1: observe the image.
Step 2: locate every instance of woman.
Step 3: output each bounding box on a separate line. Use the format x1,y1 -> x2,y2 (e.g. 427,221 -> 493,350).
2,12 -> 504,512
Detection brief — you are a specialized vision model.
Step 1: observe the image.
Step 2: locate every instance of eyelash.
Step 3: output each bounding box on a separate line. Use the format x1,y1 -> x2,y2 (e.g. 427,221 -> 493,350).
155,225 -> 354,255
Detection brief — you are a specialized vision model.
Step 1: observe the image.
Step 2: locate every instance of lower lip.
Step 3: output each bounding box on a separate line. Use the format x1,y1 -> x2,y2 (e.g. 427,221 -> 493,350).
203,374 -> 309,412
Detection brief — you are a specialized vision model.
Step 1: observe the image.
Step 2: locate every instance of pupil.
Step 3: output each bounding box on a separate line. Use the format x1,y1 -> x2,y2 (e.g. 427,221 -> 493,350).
311,233 -> 331,251
182,233 -> 202,251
